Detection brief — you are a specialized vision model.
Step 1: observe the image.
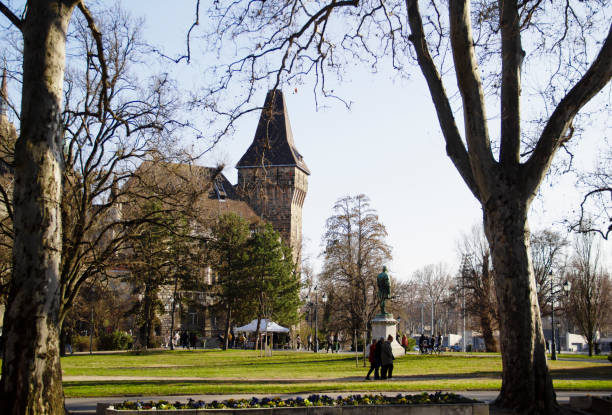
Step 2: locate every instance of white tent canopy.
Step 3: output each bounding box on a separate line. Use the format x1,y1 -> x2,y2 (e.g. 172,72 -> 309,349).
234,319 -> 289,333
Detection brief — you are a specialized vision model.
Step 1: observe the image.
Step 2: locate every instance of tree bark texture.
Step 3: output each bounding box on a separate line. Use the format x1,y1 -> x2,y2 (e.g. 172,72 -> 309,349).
0,1 -> 77,414
483,186 -> 557,413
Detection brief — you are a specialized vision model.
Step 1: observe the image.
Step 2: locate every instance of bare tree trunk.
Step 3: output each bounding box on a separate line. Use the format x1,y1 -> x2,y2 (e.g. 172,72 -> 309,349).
0,2 -> 77,414
484,193 -> 557,413
255,316 -> 262,351
224,305 -> 231,350
479,310 -> 498,352
169,275 -> 179,350
480,256 -> 498,352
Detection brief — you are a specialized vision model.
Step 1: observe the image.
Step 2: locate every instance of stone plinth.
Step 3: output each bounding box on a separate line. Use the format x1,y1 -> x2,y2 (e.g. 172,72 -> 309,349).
370,314 -> 405,357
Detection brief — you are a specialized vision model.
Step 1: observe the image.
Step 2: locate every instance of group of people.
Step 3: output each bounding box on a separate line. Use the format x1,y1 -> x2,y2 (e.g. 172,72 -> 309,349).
173,330 -> 198,349
418,333 -> 442,354
365,335 -> 395,380
294,333 -> 340,352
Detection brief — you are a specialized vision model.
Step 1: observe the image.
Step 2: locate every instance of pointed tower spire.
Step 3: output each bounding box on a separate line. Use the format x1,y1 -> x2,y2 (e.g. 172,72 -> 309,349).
0,68 -> 7,117
109,174 -> 119,201
236,89 -> 309,266
236,89 -> 310,174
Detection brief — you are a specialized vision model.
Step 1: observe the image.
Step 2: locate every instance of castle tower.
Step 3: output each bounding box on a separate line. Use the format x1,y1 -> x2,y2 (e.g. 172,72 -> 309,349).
236,89 -> 309,264
0,69 -> 16,174
0,69 -> 7,117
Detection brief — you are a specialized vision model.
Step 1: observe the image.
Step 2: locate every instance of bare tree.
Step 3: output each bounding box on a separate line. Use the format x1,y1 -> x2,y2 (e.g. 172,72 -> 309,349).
413,263 -> 452,337
0,2 -> 189,411
0,2 -> 92,411
456,225 -> 498,352
320,194 -> 391,342
530,229 -> 568,317
567,231 -> 612,356
388,277 -> 420,335
569,146 -> 612,240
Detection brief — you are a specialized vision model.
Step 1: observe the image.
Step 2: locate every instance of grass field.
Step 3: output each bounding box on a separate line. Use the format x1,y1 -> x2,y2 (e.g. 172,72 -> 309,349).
57,350 -> 612,397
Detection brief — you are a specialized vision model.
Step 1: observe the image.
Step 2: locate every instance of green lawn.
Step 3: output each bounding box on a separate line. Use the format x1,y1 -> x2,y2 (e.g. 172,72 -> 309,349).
56,349 -> 612,397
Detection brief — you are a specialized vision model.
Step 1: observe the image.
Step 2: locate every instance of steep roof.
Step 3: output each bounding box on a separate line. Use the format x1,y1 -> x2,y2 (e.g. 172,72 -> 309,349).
0,69 -> 7,117
121,160 -> 260,224
236,89 -> 310,174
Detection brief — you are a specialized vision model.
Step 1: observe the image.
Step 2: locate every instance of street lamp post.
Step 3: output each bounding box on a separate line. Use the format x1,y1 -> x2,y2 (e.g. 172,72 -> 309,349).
313,286 -> 326,353
314,286 -> 319,353
550,270 -> 557,360
563,280 -> 572,351
420,304 -> 424,334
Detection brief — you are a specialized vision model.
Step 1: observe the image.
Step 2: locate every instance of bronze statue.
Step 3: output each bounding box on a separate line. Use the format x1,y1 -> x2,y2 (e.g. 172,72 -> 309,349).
377,265 -> 391,314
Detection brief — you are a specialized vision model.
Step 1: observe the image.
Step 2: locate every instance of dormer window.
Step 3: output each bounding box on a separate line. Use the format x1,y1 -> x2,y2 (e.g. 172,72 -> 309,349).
214,180 -> 227,201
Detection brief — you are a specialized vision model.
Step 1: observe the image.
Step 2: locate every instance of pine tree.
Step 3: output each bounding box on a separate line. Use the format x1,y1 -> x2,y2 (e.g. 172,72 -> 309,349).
247,223 -> 301,347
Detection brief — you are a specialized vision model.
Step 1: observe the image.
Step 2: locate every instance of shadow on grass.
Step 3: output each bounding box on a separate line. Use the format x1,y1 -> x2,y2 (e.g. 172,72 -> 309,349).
550,365 -> 612,380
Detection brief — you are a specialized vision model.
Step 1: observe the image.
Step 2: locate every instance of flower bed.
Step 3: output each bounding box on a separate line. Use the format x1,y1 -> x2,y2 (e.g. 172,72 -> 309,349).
102,393 -> 488,415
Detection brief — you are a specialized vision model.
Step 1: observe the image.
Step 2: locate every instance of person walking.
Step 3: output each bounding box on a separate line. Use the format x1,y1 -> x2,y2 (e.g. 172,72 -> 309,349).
296,334 -> 302,350
401,334 -> 408,351
333,333 -> 339,353
381,335 -> 395,379
307,334 -> 313,351
326,334 -> 333,353
365,339 -> 380,380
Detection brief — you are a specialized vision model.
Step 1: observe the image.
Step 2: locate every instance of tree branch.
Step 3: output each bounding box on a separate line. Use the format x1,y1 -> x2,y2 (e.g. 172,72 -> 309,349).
523,22 -> 612,197
406,0 -> 480,201
77,1 -> 110,118
499,0 -> 522,166
448,0 -> 495,194
0,1 -> 23,31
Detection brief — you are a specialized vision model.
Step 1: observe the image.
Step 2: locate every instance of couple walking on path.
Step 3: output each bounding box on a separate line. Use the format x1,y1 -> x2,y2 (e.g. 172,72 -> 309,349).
365,335 -> 395,380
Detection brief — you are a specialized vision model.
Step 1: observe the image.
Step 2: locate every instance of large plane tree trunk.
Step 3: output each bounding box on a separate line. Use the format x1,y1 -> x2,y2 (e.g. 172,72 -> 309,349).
406,0 -> 611,411
483,188 -> 557,413
0,1 -> 77,414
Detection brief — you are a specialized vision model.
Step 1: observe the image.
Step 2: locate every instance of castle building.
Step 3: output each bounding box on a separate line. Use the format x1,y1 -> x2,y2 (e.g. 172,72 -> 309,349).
0,86 -> 309,344
236,89 -> 310,264
137,89 -> 310,341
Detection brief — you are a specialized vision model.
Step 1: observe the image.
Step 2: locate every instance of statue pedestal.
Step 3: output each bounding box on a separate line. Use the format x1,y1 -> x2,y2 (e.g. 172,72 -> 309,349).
370,314 -> 405,357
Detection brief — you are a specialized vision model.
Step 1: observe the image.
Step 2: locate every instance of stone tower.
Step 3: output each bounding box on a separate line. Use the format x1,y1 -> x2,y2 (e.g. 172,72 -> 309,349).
0,69 -> 17,173
236,89 -> 309,264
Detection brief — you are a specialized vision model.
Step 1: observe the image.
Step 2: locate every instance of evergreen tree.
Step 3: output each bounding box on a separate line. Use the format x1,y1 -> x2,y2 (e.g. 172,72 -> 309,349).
247,223 -> 301,347
208,213 -> 251,350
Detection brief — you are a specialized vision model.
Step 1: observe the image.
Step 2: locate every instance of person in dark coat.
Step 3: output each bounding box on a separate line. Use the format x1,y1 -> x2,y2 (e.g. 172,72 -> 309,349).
326,334 -> 333,353
365,339 -> 380,380
380,335 -> 395,379
375,337 -> 383,377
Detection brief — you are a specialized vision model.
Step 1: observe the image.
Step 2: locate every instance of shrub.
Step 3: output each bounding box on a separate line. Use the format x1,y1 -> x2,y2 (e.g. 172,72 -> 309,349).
406,337 -> 416,350
74,335 -> 96,352
98,331 -> 133,351
115,393 -> 479,410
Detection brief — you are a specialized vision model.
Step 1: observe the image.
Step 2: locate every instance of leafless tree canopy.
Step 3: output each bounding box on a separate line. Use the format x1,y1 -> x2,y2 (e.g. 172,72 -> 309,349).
566,232 -> 612,356
529,229 -> 568,316
456,225 -> 498,351
320,194 -> 391,337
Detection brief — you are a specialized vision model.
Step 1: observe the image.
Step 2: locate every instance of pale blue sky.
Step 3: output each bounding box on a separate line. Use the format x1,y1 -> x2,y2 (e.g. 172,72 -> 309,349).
129,2 -> 610,279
